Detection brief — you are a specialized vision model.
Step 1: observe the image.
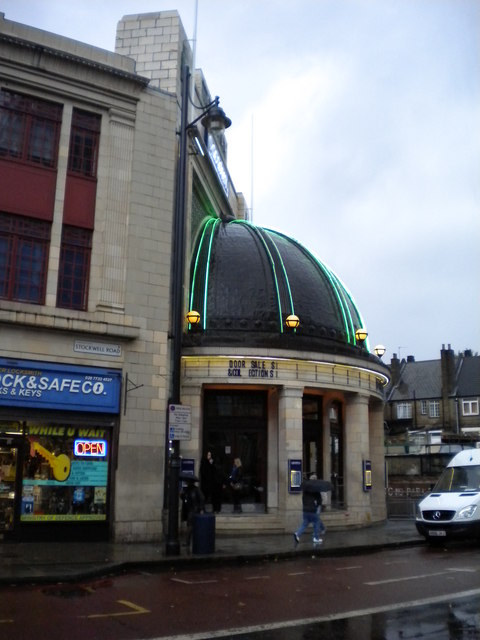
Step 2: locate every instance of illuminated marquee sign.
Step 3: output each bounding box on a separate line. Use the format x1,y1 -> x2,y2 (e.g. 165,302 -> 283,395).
228,359 -> 279,378
182,355 -> 390,396
74,439 -> 107,458
207,136 -> 229,196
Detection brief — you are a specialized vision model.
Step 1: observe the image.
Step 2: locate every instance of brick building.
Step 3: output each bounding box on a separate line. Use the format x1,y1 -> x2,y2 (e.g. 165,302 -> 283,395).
385,345 -> 480,445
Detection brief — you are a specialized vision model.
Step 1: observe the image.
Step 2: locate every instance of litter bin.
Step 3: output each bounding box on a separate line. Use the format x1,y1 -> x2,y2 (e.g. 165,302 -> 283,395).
192,513 -> 215,554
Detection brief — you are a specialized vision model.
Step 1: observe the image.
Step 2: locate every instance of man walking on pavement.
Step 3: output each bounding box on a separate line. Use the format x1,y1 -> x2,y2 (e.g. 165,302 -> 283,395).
293,473 -> 326,546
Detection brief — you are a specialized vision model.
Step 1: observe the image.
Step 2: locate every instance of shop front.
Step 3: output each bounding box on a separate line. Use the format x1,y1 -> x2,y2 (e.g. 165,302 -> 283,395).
0,358 -> 121,541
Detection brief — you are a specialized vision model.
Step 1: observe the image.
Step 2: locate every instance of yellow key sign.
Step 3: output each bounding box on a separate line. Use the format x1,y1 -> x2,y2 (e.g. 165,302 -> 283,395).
32,442 -> 71,482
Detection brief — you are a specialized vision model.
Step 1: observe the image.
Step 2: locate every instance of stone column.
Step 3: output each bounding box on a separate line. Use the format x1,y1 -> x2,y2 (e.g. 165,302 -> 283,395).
94,109 -> 134,312
344,393 -> 371,525
45,103 -> 72,306
278,386 -> 303,529
369,399 -> 387,522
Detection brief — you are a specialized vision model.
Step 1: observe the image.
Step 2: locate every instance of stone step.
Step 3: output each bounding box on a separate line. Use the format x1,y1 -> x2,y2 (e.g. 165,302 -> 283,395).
215,513 -> 284,534
212,509 -> 354,535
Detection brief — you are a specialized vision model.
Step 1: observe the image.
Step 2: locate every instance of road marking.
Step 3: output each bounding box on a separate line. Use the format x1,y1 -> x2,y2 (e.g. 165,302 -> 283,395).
336,566 -> 362,571
171,577 -> 218,585
83,599 -> 149,619
288,571 -> 310,576
448,567 -> 477,573
149,587 -> 480,640
365,568 -> 475,586
0,619 -> 13,624
245,575 -> 270,580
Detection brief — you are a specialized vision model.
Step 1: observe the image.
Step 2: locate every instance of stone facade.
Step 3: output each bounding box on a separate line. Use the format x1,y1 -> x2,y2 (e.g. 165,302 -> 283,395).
181,353 -> 388,531
115,12 -> 187,96
0,12 -> 178,542
0,10 -> 390,543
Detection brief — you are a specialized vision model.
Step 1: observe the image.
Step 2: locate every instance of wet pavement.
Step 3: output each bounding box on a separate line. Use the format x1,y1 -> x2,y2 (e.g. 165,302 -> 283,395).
0,519 -> 424,585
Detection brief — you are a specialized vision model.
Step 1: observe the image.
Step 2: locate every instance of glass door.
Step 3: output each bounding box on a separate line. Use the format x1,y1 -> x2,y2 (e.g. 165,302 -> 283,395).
302,395 -> 323,479
330,402 -> 344,508
203,390 -> 267,511
0,446 -> 18,531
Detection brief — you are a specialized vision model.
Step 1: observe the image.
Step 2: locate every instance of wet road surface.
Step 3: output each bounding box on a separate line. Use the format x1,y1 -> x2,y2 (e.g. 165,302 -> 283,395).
1,544 -> 479,639
219,593 -> 480,639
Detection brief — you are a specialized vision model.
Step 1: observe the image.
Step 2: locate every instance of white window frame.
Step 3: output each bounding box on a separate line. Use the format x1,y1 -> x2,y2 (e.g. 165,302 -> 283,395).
420,400 -> 427,415
429,401 -> 440,418
397,402 -> 412,420
462,399 -> 479,416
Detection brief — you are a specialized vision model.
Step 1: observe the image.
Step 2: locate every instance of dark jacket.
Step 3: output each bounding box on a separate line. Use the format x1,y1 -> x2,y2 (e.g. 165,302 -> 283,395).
200,457 -> 222,493
302,487 -> 322,513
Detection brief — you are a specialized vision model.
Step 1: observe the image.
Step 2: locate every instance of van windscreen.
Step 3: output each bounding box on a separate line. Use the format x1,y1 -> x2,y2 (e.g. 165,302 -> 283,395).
433,465 -> 480,492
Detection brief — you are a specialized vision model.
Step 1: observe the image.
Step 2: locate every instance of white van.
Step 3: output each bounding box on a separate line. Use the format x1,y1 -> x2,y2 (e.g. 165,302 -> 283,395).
416,448 -> 480,543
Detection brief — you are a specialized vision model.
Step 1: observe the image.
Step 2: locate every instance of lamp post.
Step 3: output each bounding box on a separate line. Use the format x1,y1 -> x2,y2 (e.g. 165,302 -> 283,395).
165,63 -> 231,556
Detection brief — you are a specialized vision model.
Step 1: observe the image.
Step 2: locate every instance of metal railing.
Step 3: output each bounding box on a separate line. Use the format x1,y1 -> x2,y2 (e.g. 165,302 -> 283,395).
387,496 -> 418,520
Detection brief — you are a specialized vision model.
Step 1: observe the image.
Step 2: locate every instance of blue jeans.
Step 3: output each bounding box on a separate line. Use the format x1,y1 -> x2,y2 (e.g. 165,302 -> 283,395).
295,510 -> 325,539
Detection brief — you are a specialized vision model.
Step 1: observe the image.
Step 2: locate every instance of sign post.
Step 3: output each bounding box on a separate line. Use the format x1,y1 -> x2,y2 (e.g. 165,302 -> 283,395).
168,404 -> 192,440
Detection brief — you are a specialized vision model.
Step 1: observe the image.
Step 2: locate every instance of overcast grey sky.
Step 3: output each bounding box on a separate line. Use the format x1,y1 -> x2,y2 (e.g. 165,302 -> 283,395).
2,0 -> 479,362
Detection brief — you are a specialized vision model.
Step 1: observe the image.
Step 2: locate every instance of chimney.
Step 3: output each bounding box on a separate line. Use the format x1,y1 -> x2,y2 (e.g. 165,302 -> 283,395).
441,344 -> 456,430
390,353 -> 401,386
441,344 -> 456,394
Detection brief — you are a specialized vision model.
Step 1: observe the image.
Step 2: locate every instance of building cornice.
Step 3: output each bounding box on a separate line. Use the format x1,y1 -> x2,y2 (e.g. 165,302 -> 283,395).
0,307 -> 140,341
0,28 -> 149,87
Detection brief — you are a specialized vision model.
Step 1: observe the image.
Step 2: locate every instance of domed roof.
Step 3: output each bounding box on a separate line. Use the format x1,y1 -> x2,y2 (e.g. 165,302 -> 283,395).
186,218 -> 369,357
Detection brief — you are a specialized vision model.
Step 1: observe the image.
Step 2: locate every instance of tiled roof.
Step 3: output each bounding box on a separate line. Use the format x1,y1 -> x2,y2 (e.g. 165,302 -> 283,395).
388,354 -> 480,402
457,356 -> 480,397
389,360 -> 442,401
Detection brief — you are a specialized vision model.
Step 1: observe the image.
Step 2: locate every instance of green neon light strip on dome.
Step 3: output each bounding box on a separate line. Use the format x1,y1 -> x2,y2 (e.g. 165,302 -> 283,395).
262,229 -> 296,321
279,234 -> 353,343
313,261 -> 353,343
261,229 -> 305,327
190,217 -> 214,309
328,268 -> 368,349
189,217 -> 218,330
329,270 -> 356,344
202,218 -> 221,330
345,288 -> 368,349
232,220 -> 285,332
